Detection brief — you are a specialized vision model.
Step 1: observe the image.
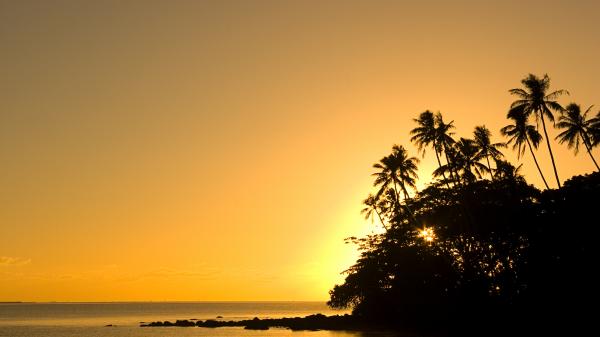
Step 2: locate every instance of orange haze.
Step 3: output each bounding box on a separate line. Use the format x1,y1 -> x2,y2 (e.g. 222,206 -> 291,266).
1,0 -> 599,301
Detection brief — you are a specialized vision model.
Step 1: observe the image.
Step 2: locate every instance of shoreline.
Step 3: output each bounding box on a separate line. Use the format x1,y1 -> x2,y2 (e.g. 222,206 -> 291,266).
140,313 -> 382,331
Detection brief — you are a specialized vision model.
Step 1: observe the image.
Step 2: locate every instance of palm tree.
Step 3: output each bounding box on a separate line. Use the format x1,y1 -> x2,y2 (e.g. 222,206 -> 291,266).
509,74 -> 568,188
493,159 -> 525,183
432,147 -> 458,183
372,145 -> 419,225
452,138 -> 489,183
589,110 -> 600,146
373,155 -> 400,204
473,125 -> 505,179
501,110 -> 550,189
410,111 -> 436,155
411,110 -> 452,187
390,145 -> 420,202
433,138 -> 488,184
555,103 -> 599,171
378,188 -> 397,222
434,112 -> 459,184
361,194 -> 387,230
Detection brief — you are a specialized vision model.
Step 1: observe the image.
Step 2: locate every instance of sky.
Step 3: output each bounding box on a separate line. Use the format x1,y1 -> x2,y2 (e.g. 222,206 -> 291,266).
1,0 -> 599,302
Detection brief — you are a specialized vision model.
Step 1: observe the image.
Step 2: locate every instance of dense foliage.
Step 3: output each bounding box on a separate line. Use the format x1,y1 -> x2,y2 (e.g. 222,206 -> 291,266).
328,74 -> 600,336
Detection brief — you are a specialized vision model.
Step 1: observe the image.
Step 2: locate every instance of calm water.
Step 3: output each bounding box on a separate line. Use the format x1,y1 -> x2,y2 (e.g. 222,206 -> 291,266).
0,302 -> 394,337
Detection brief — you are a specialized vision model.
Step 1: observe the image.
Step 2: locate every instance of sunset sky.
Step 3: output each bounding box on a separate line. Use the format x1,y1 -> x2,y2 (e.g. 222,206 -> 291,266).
1,0 -> 599,301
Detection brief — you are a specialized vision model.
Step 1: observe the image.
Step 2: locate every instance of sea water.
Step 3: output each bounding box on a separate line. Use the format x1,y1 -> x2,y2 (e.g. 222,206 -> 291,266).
0,302 -> 392,337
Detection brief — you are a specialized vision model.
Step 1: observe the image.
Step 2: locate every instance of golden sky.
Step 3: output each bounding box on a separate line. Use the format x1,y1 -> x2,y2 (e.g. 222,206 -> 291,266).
1,0 -> 599,301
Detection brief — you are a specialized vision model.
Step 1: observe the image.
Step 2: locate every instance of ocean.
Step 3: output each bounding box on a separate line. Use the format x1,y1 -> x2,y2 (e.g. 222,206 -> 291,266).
0,302 -> 391,337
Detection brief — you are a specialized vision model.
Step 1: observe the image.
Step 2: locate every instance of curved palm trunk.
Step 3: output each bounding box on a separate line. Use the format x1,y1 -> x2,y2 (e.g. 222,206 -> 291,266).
373,207 -> 387,230
540,113 -> 561,188
399,183 -> 419,227
438,153 -> 454,188
485,154 -> 494,180
464,161 -> 478,184
391,180 -> 400,206
586,149 -> 600,171
526,137 -> 550,190
443,146 -> 461,186
400,184 -> 412,203
582,134 -> 600,172
391,179 -> 410,225
433,140 -> 452,188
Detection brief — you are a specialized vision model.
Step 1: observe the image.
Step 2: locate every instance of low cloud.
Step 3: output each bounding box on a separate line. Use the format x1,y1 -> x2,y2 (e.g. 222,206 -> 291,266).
0,256 -> 31,267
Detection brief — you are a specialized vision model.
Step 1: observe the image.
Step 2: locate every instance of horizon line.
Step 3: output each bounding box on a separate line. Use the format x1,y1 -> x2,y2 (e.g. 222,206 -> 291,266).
0,300 -> 329,304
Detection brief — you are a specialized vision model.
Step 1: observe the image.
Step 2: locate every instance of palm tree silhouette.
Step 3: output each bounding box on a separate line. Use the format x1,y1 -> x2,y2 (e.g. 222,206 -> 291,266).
493,159 -> 524,182
473,125 -> 505,179
361,194 -> 387,230
509,74 -> 568,188
433,138 -> 487,184
501,110 -> 550,189
433,112 -> 459,184
378,188 -> 397,222
373,154 -> 400,204
432,147 -> 458,183
555,103 -> 600,172
372,145 -> 419,225
452,138 -> 489,183
391,145 -> 419,202
589,110 -> 600,146
410,111 -> 447,179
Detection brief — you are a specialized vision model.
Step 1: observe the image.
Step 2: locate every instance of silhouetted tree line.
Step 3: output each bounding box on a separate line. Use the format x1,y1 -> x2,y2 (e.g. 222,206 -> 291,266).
142,314 -> 372,331
328,74 -> 600,336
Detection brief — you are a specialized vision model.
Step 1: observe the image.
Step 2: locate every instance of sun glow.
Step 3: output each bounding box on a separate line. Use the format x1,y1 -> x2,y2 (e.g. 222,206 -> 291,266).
418,227 -> 436,243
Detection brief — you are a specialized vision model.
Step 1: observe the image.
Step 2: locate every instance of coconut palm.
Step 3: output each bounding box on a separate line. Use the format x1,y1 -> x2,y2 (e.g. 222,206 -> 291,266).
410,111 -> 436,155
555,103 -> 599,171
501,110 -> 550,189
411,110 -> 453,187
452,138 -> 489,183
377,188 -> 398,221
390,144 -> 420,201
493,159 -> 524,183
434,112 -> 459,184
373,155 -> 400,204
473,125 -> 505,179
509,74 -> 568,188
433,138 -> 488,184
432,147 -> 458,183
589,111 -> 600,146
361,194 -> 387,230
590,113 -> 600,145
372,145 -> 419,225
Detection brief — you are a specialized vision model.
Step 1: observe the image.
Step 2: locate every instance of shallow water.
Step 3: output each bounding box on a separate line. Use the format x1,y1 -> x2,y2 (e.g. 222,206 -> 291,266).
0,302 -> 394,337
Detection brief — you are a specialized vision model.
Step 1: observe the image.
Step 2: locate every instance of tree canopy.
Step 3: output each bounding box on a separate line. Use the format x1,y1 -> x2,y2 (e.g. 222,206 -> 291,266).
328,74 -> 600,336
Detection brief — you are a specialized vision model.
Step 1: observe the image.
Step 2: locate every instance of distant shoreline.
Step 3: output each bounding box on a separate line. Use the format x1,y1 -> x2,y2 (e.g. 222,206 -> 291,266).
140,313 -> 386,332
